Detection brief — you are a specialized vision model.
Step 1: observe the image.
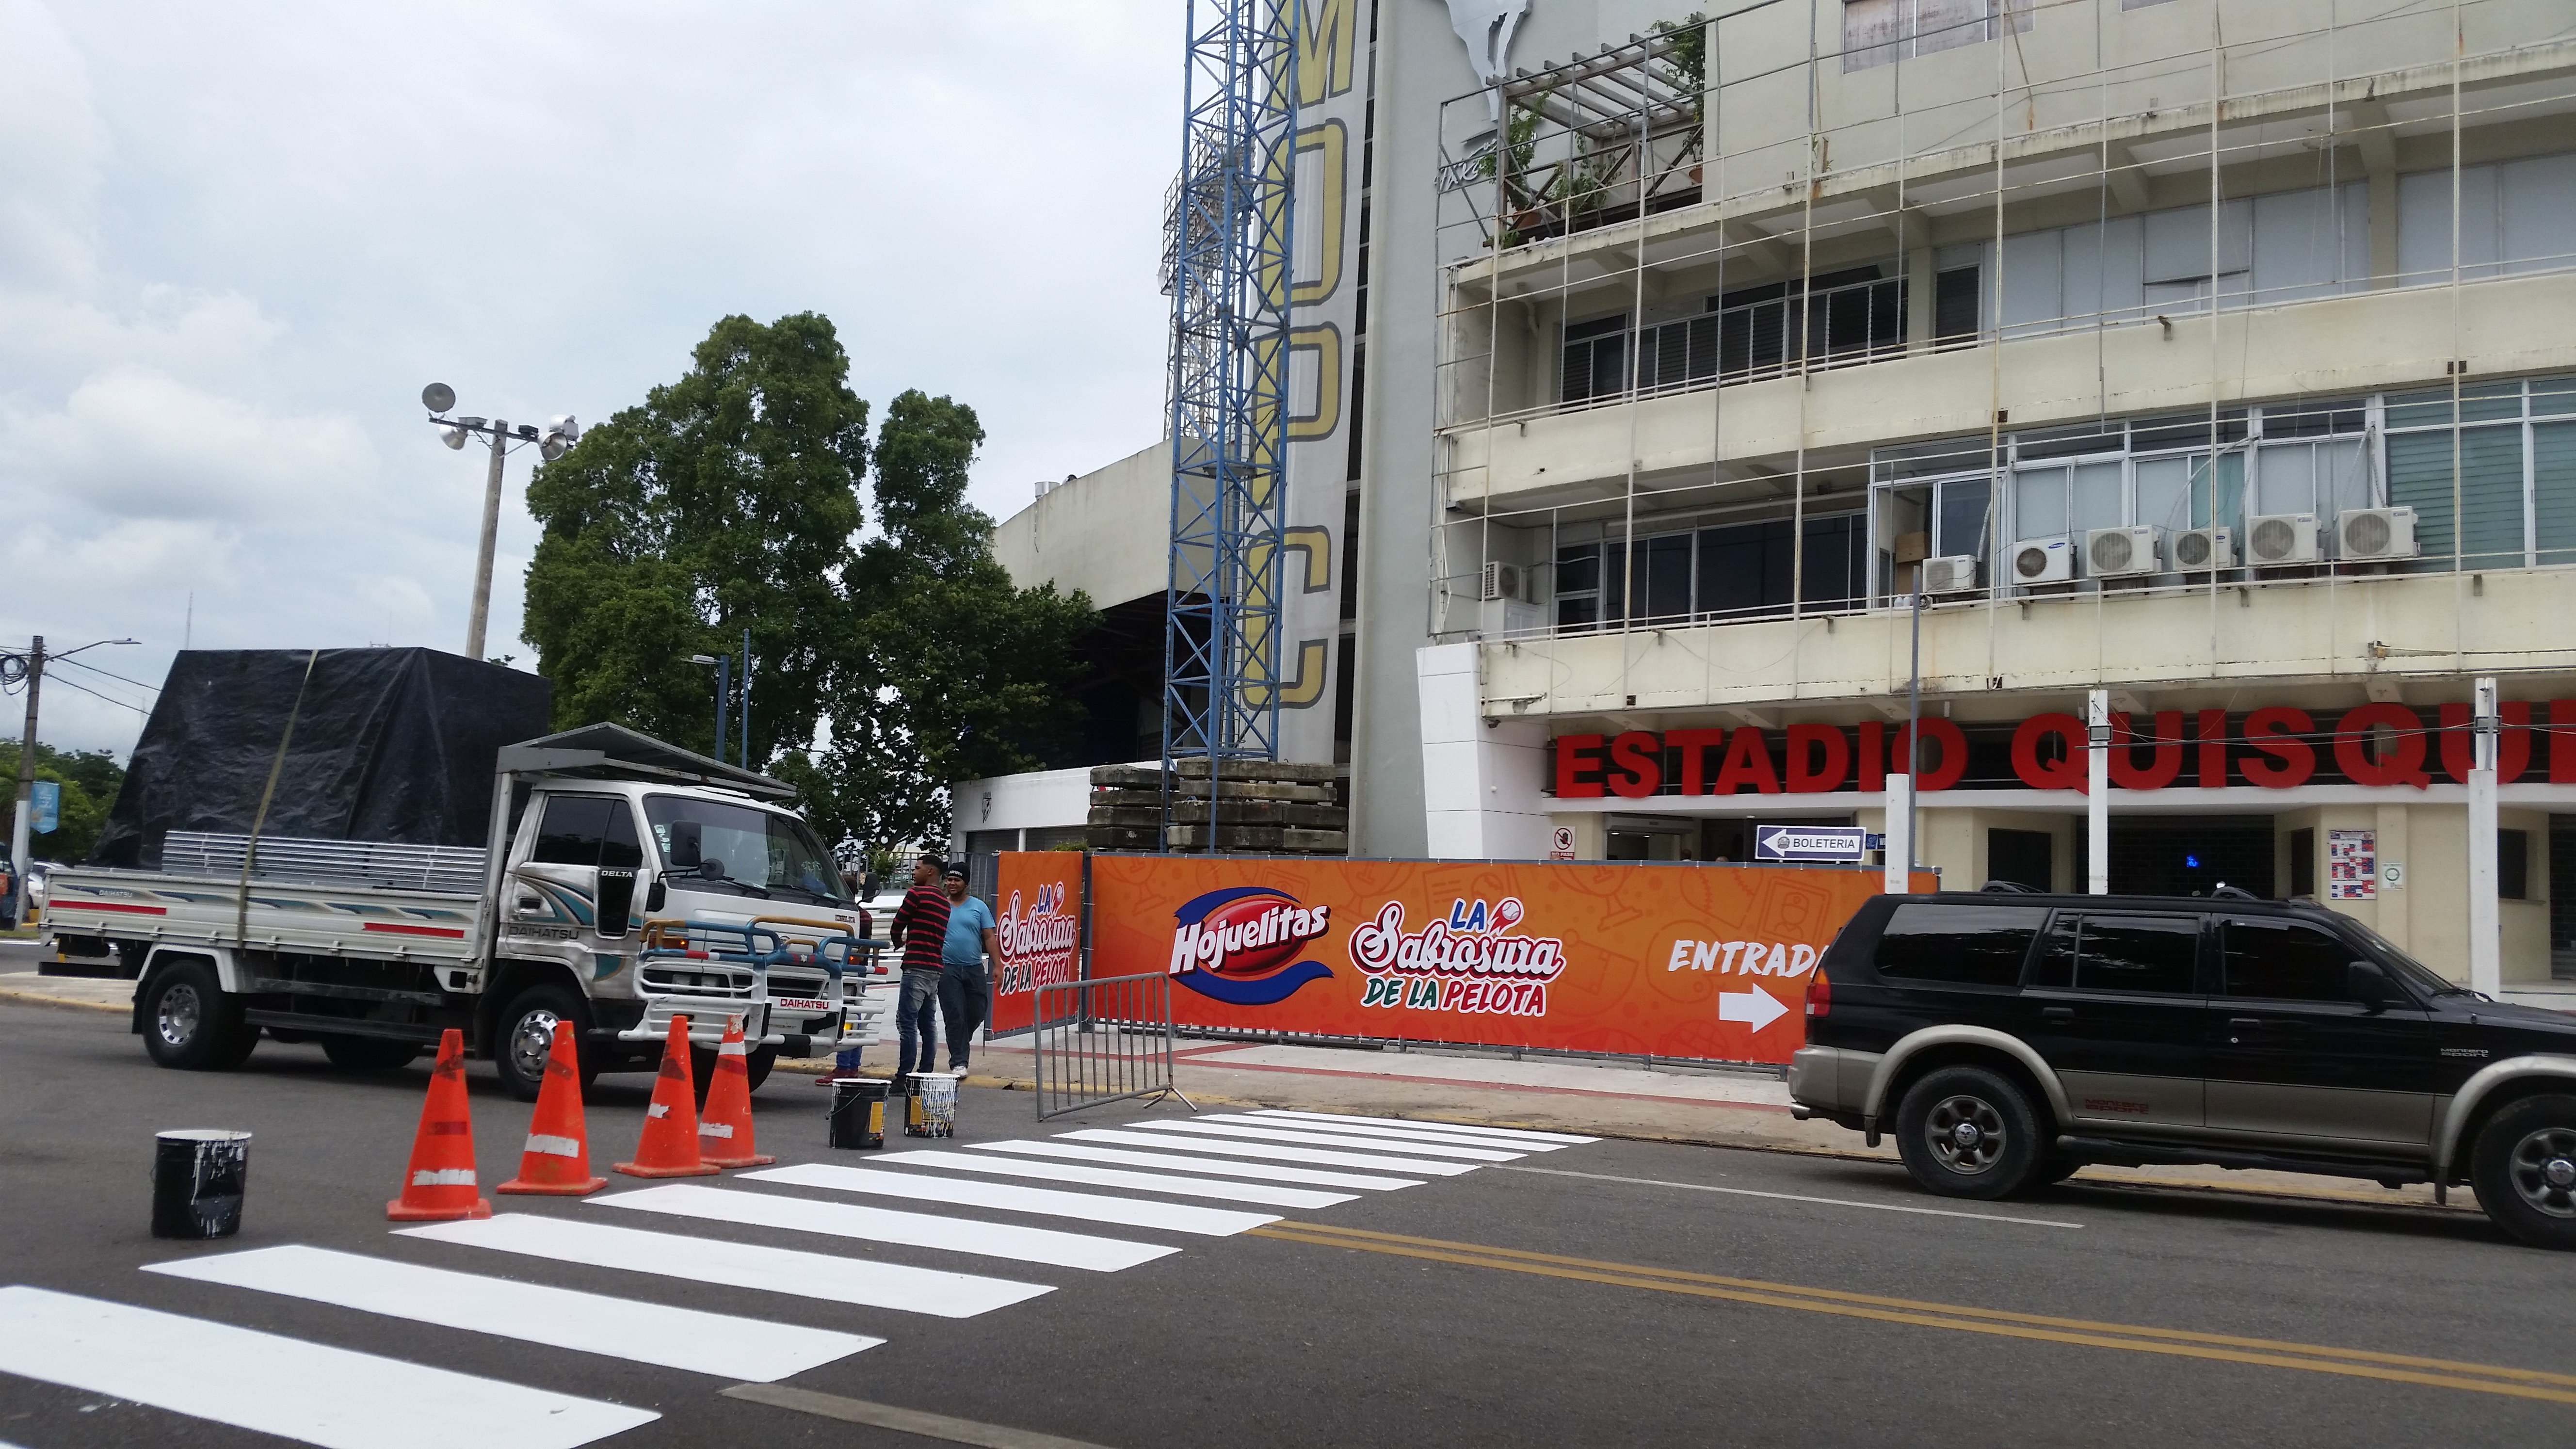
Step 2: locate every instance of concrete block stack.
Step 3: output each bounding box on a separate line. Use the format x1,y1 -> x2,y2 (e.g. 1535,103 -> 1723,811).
1084,759 -> 1348,855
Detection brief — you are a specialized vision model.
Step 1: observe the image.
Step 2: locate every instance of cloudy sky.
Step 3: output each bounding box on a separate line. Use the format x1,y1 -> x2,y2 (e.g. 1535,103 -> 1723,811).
1,1 -> 1181,756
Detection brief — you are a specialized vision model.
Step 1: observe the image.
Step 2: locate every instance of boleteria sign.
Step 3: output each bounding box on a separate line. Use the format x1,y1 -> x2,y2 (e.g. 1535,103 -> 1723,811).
1087,855 -> 1930,1066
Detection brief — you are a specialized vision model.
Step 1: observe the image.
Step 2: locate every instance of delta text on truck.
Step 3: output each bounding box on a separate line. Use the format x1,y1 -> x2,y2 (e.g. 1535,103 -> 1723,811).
39,648 -> 886,1097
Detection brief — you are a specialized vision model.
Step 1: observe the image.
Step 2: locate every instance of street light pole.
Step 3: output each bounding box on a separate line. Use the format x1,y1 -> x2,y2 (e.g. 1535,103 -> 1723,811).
464,423 -> 510,662
421,385 -> 577,665
9,636 -> 44,892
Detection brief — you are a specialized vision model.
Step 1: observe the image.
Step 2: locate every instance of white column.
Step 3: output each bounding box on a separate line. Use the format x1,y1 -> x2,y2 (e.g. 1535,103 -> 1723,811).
2087,690 -> 2111,895
1416,643 -> 1553,860
1882,777 -> 1912,894
2468,676 -> 2501,998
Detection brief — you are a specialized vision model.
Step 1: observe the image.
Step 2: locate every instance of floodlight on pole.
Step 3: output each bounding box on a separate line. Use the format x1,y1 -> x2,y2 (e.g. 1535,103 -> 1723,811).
421,384 -> 579,662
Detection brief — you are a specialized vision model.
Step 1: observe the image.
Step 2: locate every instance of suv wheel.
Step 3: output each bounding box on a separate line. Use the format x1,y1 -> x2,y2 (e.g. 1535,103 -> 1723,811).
1894,1064 -> 2044,1200
2471,1094 -> 2576,1250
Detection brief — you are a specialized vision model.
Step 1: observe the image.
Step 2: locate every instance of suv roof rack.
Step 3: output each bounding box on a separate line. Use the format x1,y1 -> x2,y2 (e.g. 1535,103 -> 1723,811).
2210,883 -> 2258,901
1980,880 -> 2042,893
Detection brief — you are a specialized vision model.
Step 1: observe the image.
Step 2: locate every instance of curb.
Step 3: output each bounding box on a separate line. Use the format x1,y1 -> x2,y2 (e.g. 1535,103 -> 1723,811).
997,1073 -> 2480,1218
0,985 -> 126,1014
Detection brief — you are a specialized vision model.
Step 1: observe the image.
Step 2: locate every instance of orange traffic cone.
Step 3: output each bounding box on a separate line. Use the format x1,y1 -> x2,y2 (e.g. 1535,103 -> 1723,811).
497,1021 -> 606,1195
697,1015 -> 775,1169
614,1015 -> 719,1178
386,1029 -> 493,1221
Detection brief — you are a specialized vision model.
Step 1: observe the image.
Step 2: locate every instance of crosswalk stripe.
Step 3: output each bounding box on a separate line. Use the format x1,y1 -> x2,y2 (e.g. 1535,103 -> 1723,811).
1123,1119 -> 1524,1161
0,1285 -> 657,1449
1209,1112 -> 1578,1152
744,1163 -> 1283,1236
1251,1109 -> 1598,1144
399,1214 -> 1050,1319
968,1139 -> 1422,1191
869,1150 -> 1359,1210
144,1244 -> 876,1383
592,1184 -> 1178,1272
1058,1128 -> 1479,1176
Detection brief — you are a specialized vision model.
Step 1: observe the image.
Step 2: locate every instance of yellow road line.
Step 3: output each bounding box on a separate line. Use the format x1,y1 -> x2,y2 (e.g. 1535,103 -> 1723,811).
1251,1223 -> 2576,1406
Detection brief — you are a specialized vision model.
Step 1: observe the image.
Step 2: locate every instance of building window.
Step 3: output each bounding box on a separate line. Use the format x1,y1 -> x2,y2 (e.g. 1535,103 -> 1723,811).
1843,0 -> 2032,74
2501,829 -> 2530,902
1551,513 -> 1868,630
1561,315 -> 1627,402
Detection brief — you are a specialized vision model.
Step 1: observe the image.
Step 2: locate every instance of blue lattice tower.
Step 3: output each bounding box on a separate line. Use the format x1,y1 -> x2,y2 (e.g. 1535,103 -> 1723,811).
1161,0 -> 1299,849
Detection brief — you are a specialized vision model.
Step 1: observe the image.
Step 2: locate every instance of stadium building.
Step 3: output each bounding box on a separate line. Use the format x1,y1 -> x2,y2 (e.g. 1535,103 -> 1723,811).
958,0 -> 2576,997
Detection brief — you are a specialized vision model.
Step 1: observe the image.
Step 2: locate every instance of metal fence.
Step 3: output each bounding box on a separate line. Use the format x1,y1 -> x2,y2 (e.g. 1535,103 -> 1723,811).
1031,970 -> 1192,1121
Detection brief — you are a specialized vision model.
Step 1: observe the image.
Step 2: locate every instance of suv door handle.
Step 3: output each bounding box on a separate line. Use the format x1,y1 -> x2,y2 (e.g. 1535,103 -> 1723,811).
2041,1006 -> 2075,1024
2227,1017 -> 2265,1027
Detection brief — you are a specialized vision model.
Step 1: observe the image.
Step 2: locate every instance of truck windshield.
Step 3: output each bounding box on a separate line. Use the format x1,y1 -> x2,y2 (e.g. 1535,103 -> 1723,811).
643,795 -> 847,905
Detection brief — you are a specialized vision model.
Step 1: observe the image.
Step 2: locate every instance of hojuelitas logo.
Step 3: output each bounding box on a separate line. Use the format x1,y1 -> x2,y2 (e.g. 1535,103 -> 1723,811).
997,882 -> 1078,995
1347,896 -> 1566,1016
1166,887 -> 1335,1005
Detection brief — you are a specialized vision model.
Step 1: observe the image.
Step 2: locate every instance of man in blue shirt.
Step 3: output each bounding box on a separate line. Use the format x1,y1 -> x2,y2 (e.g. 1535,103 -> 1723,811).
938,866 -> 999,1073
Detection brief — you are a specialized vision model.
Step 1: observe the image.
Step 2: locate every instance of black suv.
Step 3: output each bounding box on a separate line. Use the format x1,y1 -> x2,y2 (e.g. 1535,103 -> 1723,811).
1788,888 -> 2576,1248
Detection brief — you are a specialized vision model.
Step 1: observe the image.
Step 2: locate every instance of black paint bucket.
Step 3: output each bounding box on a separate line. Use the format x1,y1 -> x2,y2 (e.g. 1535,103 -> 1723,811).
827,1079 -> 889,1150
152,1129 -> 252,1239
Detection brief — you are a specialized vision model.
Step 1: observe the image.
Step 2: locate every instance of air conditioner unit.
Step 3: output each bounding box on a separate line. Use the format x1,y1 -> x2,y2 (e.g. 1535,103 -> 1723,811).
2171,525 -> 2235,571
1920,555 -> 1981,593
1480,560 -> 1527,602
2337,506 -> 2419,562
2086,525 -> 2164,579
2244,512 -> 2321,565
2010,535 -> 2075,585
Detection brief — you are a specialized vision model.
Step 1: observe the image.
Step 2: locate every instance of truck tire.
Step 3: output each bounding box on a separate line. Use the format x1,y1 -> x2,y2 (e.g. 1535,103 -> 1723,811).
495,983 -> 592,1102
745,1045 -> 776,1093
141,961 -> 256,1072
1893,1064 -> 2043,1201
320,1035 -> 423,1072
2471,1093 -> 2576,1250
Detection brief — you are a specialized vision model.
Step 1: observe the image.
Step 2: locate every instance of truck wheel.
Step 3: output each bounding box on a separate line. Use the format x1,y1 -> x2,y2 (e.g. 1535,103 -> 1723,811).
141,962 -> 254,1072
2471,1094 -> 2576,1250
496,983 -> 591,1102
320,1035 -> 423,1072
745,1046 -> 776,1093
1893,1064 -> 2043,1201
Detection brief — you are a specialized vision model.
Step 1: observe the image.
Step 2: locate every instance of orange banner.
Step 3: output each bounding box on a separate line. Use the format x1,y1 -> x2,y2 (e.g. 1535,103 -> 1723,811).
991,851 -> 1083,1034
1086,855 -> 1928,1064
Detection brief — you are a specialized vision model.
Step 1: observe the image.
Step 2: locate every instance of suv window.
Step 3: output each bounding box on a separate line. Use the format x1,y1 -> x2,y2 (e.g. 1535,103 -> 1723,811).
2221,916 -> 2363,1002
532,795 -> 644,869
1873,903 -> 2048,985
2032,912 -> 2201,995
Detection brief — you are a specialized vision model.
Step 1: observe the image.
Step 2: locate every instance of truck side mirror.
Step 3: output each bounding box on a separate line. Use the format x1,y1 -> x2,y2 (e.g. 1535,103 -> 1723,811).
2350,960 -> 2393,1013
646,875 -> 668,914
667,820 -> 703,869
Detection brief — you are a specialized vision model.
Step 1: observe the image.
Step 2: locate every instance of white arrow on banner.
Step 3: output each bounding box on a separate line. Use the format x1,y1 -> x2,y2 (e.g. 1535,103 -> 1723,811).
1718,986 -> 1789,1032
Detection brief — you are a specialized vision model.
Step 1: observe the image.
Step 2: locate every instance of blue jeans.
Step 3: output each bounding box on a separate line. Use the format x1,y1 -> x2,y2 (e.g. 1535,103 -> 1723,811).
895,971 -> 943,1078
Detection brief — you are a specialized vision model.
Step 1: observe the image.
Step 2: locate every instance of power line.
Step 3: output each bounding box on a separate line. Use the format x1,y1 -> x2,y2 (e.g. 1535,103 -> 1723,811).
41,674 -> 149,716
55,656 -> 159,693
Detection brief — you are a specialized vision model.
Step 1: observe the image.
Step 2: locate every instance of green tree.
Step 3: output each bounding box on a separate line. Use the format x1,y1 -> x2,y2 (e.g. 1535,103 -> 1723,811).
0,742 -> 122,862
521,321 -> 1096,857
814,391 -> 1095,850
523,313 -> 870,760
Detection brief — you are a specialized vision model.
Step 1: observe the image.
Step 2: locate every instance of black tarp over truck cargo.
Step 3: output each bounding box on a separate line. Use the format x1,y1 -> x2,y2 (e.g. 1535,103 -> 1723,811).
91,648 -> 552,869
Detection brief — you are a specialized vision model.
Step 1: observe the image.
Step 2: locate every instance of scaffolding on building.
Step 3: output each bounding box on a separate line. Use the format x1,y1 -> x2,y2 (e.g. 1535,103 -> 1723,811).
1160,0 -> 1300,846
1423,0 -> 2576,701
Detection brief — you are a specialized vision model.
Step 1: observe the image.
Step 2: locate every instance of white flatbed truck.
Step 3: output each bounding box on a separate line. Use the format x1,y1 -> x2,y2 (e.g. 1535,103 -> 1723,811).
43,724 -> 887,1097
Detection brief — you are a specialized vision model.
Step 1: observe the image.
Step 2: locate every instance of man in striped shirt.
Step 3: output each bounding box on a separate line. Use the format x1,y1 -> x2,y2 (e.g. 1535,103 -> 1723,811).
889,857 -> 952,1081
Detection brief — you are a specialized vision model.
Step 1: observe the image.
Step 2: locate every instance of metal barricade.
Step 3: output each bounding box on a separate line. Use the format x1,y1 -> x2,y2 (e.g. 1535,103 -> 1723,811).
1032,971 -> 1194,1120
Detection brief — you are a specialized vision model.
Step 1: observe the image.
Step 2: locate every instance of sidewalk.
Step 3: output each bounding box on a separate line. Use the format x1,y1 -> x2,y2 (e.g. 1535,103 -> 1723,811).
2,963 -> 2471,1219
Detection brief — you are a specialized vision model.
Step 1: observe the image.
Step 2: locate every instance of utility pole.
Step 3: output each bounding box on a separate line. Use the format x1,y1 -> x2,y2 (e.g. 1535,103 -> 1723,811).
464,423 -> 509,661
10,636 -> 43,891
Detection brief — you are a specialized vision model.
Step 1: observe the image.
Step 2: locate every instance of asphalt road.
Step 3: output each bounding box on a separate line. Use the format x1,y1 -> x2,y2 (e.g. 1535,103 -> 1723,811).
4,992 -> 2575,1449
